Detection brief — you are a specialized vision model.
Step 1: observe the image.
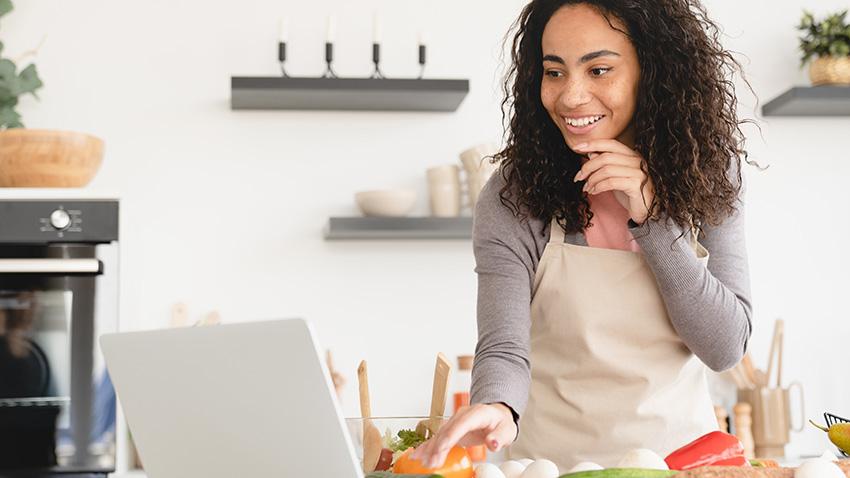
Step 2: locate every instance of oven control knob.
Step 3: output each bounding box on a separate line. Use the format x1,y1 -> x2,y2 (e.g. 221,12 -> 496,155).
50,209 -> 72,230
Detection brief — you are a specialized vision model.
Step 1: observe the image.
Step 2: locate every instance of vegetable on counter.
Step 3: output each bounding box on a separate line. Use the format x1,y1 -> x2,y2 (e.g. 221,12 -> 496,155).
810,419 -> 850,455
663,431 -> 750,470
387,429 -> 428,453
392,445 -> 474,478
749,458 -> 779,468
375,448 -> 394,471
378,428 -> 429,471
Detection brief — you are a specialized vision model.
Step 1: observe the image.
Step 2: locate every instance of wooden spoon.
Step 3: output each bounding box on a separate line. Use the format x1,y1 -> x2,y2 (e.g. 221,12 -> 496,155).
741,353 -> 758,387
416,353 -> 452,439
766,319 -> 785,389
326,350 -> 346,399
774,321 -> 785,388
357,360 -> 383,473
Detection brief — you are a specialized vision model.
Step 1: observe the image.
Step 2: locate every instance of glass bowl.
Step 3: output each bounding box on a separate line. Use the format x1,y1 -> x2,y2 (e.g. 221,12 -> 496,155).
345,416 -> 448,473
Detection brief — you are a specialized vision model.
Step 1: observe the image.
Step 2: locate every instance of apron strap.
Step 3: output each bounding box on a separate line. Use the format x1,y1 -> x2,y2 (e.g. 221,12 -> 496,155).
689,217 -> 699,250
550,218 -> 566,244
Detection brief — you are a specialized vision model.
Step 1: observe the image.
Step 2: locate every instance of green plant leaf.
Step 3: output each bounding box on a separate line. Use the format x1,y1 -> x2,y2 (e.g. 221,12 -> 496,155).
0,93 -> 17,107
0,104 -> 23,129
17,64 -> 42,97
0,59 -> 20,100
0,0 -> 12,18
797,8 -> 850,61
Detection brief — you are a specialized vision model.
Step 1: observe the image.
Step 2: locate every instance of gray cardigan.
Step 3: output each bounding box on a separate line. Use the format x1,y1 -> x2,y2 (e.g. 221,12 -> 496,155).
469,168 -> 753,421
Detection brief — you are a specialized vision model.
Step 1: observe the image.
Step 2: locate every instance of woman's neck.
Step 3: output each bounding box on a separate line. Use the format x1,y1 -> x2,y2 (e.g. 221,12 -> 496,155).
617,123 -> 637,150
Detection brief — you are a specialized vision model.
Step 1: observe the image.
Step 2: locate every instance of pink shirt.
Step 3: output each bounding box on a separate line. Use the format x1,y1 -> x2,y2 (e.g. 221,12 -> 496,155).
582,157 -> 642,252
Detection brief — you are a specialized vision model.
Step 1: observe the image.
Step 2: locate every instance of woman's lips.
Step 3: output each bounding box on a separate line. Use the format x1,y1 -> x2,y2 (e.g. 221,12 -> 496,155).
564,115 -> 604,135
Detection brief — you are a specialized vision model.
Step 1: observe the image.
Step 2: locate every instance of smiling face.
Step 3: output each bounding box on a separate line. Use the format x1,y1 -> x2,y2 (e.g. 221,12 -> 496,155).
540,3 -> 641,152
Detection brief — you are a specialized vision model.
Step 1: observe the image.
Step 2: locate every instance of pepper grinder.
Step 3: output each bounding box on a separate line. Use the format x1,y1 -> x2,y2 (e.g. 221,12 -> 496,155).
714,405 -> 729,433
733,402 -> 755,459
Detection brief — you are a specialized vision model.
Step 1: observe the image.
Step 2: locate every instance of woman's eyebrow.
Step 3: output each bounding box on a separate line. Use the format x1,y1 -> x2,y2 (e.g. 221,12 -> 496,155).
542,50 -> 621,65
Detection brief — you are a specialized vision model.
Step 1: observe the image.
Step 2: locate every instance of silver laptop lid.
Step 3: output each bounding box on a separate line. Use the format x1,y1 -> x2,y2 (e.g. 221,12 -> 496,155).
101,318 -> 362,478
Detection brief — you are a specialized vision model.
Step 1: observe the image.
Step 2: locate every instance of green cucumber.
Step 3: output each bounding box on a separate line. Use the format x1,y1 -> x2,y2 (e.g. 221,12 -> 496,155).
560,468 -> 678,478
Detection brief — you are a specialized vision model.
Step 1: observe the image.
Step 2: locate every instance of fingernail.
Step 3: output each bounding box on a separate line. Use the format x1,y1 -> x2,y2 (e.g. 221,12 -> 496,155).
582,183 -> 588,192
574,171 -> 583,182
575,143 -> 588,150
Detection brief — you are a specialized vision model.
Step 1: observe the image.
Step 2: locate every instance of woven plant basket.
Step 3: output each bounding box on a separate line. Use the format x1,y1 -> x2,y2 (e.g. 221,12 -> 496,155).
0,129 -> 103,187
809,55 -> 850,86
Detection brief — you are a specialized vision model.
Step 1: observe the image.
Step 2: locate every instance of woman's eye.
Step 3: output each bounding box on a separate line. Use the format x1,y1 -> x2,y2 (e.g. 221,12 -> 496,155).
544,69 -> 564,78
590,67 -> 611,76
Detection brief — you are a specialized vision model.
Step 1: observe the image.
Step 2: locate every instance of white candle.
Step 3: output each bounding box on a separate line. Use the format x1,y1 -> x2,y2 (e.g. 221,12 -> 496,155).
326,15 -> 336,43
373,12 -> 382,44
278,17 -> 289,43
418,29 -> 427,46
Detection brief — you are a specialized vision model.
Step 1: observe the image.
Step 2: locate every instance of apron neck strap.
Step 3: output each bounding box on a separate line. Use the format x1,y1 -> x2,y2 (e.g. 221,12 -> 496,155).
550,218 -> 566,244
689,218 -> 699,249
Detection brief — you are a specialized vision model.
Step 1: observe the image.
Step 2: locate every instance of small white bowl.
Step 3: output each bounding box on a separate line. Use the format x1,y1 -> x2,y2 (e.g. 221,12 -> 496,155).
355,189 -> 417,217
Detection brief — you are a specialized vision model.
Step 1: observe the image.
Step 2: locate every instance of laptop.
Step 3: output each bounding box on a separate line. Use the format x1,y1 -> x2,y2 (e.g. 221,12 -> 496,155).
100,318 -> 364,478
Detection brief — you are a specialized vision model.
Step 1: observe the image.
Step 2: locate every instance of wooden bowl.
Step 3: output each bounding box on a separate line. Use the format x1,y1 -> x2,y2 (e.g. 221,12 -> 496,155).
0,129 -> 104,187
809,56 -> 850,86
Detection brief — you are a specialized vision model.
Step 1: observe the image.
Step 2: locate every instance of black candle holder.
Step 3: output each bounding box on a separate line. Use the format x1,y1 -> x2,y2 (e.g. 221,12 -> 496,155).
371,43 -> 385,79
324,42 -> 339,79
418,44 -> 427,79
278,42 -> 289,78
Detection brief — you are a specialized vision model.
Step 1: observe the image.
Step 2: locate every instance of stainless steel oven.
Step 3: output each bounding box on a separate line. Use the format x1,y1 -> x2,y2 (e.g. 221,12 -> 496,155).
0,199 -> 119,477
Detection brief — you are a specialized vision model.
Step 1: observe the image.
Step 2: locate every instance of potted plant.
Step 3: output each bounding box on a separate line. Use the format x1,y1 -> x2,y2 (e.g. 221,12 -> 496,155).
798,9 -> 850,86
0,0 -> 103,187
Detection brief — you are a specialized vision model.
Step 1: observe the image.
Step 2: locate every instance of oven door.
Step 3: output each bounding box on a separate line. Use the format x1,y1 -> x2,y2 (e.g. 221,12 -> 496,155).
0,244 -> 117,476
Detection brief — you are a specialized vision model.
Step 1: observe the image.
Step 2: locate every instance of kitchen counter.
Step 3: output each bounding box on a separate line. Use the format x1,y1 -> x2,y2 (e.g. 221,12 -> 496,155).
108,455 -> 839,477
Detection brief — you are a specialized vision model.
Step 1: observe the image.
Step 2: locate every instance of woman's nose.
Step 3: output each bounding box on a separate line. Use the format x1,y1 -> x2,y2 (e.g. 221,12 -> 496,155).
559,78 -> 592,109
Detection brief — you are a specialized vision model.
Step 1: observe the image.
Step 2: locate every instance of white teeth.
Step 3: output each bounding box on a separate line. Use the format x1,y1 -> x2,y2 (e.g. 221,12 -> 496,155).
565,115 -> 603,127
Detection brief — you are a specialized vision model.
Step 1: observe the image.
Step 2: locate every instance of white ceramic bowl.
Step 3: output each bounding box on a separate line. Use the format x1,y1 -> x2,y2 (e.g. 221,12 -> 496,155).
355,189 -> 417,217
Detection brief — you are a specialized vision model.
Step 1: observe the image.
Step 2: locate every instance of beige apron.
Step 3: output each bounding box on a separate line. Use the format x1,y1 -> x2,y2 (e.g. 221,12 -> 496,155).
507,218 -> 717,471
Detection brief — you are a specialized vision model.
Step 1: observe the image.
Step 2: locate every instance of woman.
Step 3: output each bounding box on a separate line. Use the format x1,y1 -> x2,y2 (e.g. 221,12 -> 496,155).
411,0 -> 755,471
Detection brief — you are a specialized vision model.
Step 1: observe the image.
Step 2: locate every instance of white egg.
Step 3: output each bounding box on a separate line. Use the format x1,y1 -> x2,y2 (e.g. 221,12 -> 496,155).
796,458 -> 845,478
499,460 -> 528,478
521,459 -> 560,478
568,461 -> 604,473
617,448 -> 668,470
517,458 -> 535,467
475,463 -> 507,478
820,449 -> 839,461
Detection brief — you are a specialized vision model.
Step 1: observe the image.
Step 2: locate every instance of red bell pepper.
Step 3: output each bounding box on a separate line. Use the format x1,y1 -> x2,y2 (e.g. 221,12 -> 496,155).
664,431 -> 751,470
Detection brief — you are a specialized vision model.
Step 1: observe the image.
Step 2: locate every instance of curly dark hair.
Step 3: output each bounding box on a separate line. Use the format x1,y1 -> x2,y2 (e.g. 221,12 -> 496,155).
495,0 -> 760,240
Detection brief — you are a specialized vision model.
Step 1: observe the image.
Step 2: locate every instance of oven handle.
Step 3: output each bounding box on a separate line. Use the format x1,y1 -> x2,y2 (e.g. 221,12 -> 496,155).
0,258 -> 103,275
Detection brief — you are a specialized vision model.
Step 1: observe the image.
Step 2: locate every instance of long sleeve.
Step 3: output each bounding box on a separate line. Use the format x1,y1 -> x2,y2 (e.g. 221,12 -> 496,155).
469,176 -> 545,420
628,166 -> 753,372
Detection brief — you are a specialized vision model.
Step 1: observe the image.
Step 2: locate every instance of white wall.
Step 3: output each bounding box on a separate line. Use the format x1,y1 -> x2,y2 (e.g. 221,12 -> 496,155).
5,0 -> 848,459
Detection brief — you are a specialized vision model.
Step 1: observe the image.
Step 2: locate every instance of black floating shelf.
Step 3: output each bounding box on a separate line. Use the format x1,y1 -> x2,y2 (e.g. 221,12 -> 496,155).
324,217 -> 472,240
762,85 -> 850,116
231,77 -> 470,112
